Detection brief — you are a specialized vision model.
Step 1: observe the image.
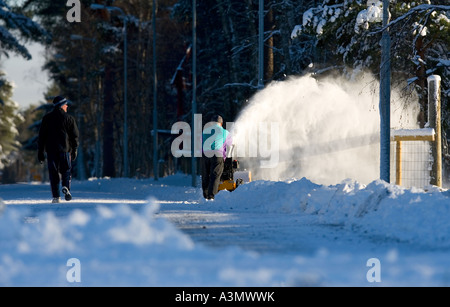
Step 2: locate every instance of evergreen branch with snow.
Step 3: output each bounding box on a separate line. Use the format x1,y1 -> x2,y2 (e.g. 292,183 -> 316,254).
0,0 -> 50,60
369,4 -> 450,35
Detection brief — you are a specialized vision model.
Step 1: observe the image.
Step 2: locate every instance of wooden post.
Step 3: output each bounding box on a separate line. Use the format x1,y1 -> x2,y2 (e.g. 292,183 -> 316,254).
396,141 -> 402,186
428,75 -> 442,188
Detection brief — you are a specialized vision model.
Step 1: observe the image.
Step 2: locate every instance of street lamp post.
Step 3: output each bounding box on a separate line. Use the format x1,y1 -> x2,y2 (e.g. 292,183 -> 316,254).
153,0 -> 158,181
90,4 -> 129,178
191,0 -> 197,187
379,0 -> 391,182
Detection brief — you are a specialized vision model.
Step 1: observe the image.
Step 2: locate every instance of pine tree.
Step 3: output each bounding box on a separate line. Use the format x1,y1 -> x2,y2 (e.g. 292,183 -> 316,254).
0,0 -> 49,60
0,72 -> 22,170
291,0 -> 449,128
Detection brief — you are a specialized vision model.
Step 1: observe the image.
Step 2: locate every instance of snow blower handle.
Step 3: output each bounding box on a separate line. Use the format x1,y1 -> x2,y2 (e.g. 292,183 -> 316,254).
226,144 -> 235,158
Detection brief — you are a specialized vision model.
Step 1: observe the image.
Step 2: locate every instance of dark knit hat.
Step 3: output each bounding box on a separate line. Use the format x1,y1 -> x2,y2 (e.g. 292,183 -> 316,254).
211,115 -> 223,124
53,96 -> 68,108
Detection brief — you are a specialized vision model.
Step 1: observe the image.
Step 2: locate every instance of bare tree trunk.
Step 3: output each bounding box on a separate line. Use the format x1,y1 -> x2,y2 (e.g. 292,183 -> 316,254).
93,0 -> 116,177
246,0 -> 258,86
278,2 -> 296,75
218,0 -> 241,118
265,7 -> 274,81
415,36 -> 428,128
102,65 -> 116,177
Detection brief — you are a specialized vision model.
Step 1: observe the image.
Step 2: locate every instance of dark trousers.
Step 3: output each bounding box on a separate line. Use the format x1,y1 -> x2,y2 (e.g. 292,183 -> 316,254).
47,152 -> 72,198
202,156 -> 224,199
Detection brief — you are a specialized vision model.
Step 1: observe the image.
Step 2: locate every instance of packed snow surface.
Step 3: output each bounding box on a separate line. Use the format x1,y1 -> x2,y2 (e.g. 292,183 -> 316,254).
0,174 -> 449,286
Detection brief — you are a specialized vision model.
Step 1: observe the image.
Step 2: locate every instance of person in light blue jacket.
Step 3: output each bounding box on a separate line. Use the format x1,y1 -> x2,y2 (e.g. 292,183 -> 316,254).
201,115 -> 232,200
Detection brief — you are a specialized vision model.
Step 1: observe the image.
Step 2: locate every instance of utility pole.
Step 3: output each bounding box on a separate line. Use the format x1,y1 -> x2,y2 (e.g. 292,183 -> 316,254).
379,0 -> 391,183
153,0 -> 158,181
191,0 -> 197,187
428,75 -> 442,188
123,15 -> 128,177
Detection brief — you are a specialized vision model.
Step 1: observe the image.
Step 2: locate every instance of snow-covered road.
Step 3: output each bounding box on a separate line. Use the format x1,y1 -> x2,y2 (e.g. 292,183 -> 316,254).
1,174 -> 450,286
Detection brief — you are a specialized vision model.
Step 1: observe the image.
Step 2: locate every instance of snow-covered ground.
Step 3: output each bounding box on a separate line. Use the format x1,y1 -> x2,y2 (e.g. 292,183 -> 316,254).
0,173 -> 449,286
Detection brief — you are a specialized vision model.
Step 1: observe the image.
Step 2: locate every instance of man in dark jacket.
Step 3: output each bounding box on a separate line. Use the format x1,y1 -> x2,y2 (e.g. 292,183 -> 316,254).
38,96 -> 79,203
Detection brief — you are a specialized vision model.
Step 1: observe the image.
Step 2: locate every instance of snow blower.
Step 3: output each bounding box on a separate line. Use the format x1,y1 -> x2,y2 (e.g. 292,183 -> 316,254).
218,145 -> 251,192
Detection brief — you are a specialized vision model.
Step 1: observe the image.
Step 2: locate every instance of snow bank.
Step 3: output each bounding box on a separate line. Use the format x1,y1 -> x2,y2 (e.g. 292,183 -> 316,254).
0,192 -> 315,287
1,175 -> 449,286
212,178 -> 450,248
0,201 -> 203,286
